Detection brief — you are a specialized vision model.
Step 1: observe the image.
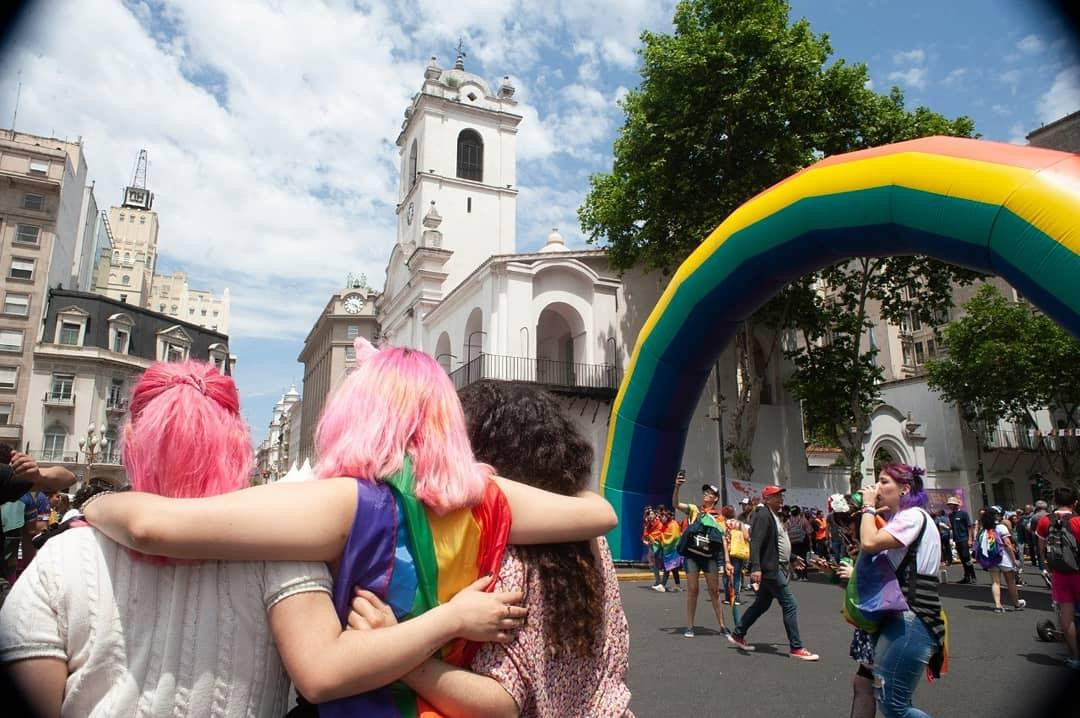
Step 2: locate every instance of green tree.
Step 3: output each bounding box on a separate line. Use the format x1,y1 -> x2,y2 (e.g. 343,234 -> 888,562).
925,284 -> 1080,487
579,0 -> 978,486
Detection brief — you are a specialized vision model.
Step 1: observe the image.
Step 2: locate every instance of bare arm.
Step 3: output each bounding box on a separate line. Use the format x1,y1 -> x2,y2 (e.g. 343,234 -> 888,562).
83,478 -> 358,561
9,453 -> 76,492
400,658 -> 519,718
494,477 -> 616,544
672,476 -> 690,514
7,658 -> 66,717
270,578 -> 526,704
859,512 -> 904,553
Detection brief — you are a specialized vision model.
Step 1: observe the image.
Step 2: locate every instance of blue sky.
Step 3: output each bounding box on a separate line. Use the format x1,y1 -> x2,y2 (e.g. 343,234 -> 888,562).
1,0 -> 1077,443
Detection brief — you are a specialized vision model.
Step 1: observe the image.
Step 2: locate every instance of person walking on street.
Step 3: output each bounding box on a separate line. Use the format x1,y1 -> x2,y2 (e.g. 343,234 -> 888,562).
947,496 -> 976,584
1035,487 -> 1080,670
722,505 -> 749,607
786,506 -> 812,581
1028,500 -> 1049,571
673,472 -> 731,638
726,485 -> 819,660
976,506 -> 1026,613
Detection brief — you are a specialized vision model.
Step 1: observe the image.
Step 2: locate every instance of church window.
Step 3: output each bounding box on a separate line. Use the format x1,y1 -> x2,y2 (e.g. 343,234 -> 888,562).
467,197 -> 472,213
408,140 -> 418,189
456,129 -> 483,182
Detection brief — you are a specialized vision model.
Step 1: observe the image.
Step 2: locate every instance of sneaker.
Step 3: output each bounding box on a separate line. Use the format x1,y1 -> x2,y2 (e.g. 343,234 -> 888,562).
722,599 -> 730,604
668,586 -> 681,592
789,648 -> 820,661
650,584 -> 666,593
727,633 -> 754,651
993,607 -> 1005,614
1012,599 -> 1026,611
734,600 -> 742,606
719,627 -> 732,636
1066,657 -> 1080,671
683,628 -> 695,638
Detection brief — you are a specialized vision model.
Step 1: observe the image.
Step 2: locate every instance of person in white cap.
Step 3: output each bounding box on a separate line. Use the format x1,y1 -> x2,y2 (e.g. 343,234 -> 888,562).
946,495 -> 977,583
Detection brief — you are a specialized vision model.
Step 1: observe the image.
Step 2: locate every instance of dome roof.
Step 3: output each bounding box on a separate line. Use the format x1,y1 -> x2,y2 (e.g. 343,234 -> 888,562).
540,228 -> 567,253
439,67 -> 493,98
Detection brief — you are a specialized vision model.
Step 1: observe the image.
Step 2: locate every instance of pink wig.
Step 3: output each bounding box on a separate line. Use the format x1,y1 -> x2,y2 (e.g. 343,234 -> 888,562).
315,338 -> 490,514
123,360 -> 252,499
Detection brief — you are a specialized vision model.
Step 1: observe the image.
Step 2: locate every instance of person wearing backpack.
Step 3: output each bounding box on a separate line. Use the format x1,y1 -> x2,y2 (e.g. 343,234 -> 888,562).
1035,486 -> 1080,670
672,471 -> 731,638
976,506 -> 1025,613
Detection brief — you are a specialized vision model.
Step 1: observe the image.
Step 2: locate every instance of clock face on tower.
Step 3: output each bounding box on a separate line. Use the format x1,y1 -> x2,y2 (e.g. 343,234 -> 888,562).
343,295 -> 364,314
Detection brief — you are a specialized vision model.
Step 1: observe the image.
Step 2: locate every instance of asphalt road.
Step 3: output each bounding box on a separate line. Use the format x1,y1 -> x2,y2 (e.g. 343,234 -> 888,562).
622,565 -> 1078,717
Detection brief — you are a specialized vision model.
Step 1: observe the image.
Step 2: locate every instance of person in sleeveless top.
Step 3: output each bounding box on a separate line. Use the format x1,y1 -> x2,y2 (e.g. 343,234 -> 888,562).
858,464 -> 946,718
83,342 -> 617,711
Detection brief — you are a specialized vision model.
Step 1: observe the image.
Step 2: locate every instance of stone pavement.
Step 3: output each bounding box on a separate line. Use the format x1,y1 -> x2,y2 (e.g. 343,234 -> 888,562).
620,564 -> 1077,716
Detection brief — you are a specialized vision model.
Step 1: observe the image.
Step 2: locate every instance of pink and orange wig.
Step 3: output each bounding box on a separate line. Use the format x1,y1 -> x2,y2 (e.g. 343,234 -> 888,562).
123,360 -> 252,499
314,338 -> 490,514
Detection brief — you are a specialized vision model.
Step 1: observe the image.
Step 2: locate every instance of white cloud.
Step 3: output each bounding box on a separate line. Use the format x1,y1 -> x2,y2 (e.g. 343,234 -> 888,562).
887,67 -> 927,90
0,0 -> 677,342
991,103 -> 1011,116
1017,34 -> 1045,55
893,48 -> 926,65
997,69 -> 1023,95
1037,65 -> 1080,124
941,67 -> 968,88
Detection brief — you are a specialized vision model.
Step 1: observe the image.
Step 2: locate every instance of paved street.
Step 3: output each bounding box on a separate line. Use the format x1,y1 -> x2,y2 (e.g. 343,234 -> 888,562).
621,565 -> 1076,716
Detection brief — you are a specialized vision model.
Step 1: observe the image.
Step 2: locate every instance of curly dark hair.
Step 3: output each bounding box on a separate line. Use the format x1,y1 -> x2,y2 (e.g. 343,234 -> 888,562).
458,381 -> 603,658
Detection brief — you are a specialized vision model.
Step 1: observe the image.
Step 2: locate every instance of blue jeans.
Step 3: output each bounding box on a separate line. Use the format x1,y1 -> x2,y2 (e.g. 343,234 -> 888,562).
723,557 -> 744,601
873,611 -> 936,718
734,568 -> 802,649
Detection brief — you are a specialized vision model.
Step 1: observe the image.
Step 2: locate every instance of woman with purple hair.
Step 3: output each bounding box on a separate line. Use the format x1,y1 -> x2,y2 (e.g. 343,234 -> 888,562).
858,464 -> 946,718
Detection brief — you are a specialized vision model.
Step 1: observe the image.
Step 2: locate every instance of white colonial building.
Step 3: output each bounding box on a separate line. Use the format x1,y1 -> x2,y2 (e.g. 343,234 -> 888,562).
374,54 -> 818,493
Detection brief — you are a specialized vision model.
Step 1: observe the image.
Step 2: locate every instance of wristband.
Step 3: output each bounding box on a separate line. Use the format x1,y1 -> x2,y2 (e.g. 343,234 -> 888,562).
78,490 -> 115,513
862,507 -> 877,516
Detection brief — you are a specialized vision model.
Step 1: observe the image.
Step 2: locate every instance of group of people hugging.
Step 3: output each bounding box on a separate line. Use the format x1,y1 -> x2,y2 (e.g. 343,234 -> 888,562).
0,337 -> 633,717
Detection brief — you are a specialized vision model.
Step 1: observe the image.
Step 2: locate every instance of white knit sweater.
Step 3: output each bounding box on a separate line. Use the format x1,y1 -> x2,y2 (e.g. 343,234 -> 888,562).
0,526 -> 331,717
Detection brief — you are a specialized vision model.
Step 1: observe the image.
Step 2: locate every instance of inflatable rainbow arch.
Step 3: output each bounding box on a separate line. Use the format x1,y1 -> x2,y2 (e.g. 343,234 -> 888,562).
601,136 -> 1080,560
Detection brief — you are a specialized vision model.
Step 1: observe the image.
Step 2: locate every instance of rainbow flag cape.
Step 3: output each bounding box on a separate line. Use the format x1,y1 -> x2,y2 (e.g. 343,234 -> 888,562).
659,519 -> 684,570
320,457 -> 512,718
642,519 -> 663,562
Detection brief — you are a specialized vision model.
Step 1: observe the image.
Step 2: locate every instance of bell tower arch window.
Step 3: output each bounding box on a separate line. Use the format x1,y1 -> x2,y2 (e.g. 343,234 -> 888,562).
456,129 -> 483,182
408,139 -> 418,189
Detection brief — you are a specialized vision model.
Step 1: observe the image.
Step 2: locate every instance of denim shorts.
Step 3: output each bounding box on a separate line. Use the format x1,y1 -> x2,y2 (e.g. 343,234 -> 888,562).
684,555 -> 720,574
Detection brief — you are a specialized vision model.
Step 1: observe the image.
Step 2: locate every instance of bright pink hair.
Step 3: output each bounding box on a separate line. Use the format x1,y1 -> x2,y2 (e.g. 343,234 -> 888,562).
315,338 -> 490,514
123,360 -> 252,499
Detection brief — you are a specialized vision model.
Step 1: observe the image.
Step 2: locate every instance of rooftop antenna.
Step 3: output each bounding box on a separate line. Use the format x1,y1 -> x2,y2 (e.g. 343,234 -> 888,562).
131,149 -> 149,189
10,71 -> 21,135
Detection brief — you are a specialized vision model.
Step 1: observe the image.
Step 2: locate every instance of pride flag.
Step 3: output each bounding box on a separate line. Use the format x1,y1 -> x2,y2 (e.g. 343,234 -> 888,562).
320,457 -> 512,718
659,519 -> 684,570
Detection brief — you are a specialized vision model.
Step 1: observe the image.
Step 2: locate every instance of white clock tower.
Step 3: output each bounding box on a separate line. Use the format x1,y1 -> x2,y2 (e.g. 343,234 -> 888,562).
393,53 -> 521,293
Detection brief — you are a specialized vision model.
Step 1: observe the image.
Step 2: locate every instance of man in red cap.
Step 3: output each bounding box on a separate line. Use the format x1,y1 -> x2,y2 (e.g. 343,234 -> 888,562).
727,484 -> 819,660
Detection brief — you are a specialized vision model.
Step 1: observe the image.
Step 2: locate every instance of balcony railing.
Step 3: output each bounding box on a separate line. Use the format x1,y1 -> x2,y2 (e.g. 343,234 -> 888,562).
106,397 -> 128,412
43,392 -> 76,408
448,353 -> 621,396
29,449 -> 122,465
984,427 -> 1077,452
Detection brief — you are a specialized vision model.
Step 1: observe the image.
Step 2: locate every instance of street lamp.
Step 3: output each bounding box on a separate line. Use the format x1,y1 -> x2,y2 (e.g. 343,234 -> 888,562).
960,404 -> 990,509
709,361 -> 729,506
78,423 -> 108,485
435,353 -> 457,373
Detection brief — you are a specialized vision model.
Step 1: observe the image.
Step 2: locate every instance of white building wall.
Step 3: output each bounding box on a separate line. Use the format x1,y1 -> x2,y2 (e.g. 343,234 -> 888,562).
47,142 -> 89,293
